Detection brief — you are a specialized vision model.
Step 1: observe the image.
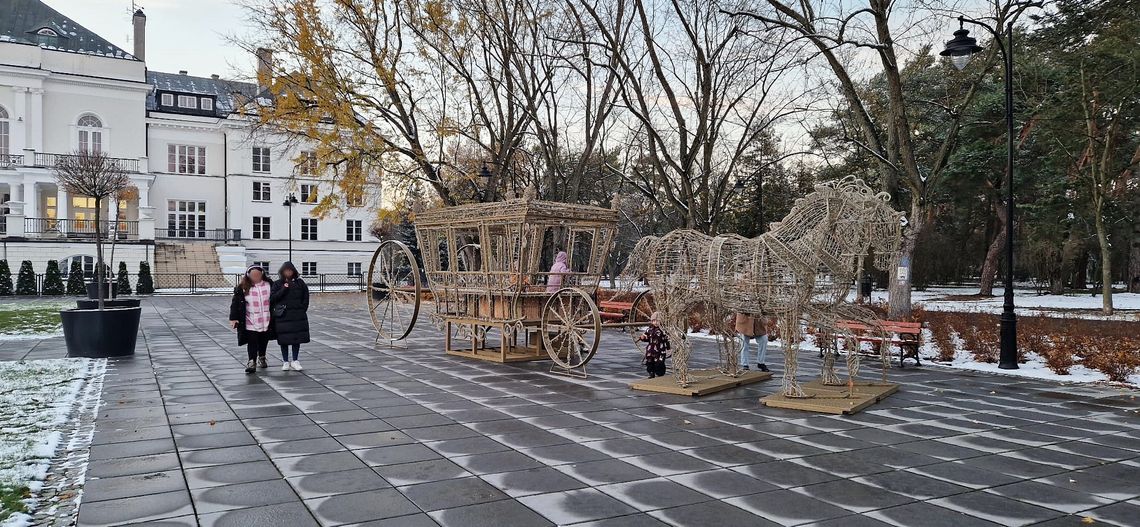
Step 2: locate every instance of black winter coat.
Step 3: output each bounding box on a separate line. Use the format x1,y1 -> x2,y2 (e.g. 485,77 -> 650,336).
229,286 -> 276,346
271,278 -> 310,345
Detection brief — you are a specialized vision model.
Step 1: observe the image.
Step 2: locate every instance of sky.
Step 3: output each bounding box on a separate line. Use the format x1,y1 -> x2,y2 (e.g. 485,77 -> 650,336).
46,0 -> 254,78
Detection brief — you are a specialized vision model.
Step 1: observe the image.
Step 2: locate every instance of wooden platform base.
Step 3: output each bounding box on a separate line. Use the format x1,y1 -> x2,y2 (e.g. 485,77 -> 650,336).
445,347 -> 547,363
630,369 -> 773,396
761,380 -> 899,415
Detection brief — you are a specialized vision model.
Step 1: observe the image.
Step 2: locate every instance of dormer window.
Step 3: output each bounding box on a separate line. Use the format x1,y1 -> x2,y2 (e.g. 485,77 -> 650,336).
35,28 -> 59,37
177,95 -> 198,109
201,98 -> 214,111
160,93 -> 173,106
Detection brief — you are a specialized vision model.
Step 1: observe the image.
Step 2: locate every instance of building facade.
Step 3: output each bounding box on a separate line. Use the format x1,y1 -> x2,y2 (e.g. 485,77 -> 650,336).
0,0 -> 380,286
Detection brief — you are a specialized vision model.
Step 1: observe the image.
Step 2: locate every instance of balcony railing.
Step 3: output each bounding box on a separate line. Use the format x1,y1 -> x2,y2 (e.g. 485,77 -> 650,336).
24,218 -> 139,240
155,228 -> 242,244
31,153 -> 140,173
0,154 -> 24,169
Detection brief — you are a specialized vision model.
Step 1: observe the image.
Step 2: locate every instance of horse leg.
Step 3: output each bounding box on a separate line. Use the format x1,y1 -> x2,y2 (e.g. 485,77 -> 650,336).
781,313 -> 806,398
661,311 -> 691,388
712,306 -> 740,377
845,335 -> 861,395
879,330 -> 891,383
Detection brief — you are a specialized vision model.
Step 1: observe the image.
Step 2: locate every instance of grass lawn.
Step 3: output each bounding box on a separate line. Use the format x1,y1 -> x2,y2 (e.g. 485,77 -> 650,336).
0,303 -> 69,339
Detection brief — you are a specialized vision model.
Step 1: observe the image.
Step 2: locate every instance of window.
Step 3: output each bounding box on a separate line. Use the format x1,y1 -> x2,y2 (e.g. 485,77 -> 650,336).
252,216 -> 271,239
252,181 -> 271,202
36,28 -> 59,37
300,218 -> 317,241
252,260 -> 270,271
347,262 -> 362,276
168,144 -> 206,174
300,184 -> 318,203
160,93 -> 173,106
0,106 -> 8,157
167,200 -> 207,238
346,191 -> 364,207
298,151 -> 318,175
302,262 -> 317,276
77,115 -> 103,154
252,147 -> 271,173
177,95 -> 198,109
346,219 -> 362,241
200,98 -> 214,111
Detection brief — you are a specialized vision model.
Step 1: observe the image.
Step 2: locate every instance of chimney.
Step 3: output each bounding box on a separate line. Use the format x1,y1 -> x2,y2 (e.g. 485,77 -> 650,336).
132,9 -> 146,61
178,70 -> 188,75
211,74 -> 220,79
256,48 -> 273,91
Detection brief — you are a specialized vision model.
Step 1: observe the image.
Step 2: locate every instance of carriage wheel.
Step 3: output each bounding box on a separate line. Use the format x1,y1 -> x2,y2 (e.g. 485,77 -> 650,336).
541,288 -> 602,369
367,240 -> 421,341
630,290 -> 657,327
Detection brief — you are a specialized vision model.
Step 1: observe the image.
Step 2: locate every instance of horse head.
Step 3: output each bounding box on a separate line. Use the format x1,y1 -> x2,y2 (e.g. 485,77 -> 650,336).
821,177 -> 905,272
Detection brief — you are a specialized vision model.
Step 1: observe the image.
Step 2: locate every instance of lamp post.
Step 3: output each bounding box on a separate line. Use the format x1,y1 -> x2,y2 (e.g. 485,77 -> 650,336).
282,193 -> 298,262
478,163 -> 492,201
940,6 -> 1038,370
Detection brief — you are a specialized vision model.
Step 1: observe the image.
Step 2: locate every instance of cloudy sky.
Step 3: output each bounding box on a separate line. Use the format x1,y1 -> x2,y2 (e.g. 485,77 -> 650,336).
47,0 -> 254,78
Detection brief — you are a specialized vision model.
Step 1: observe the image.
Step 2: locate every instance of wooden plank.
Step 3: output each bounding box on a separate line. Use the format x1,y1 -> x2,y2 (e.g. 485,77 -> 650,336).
445,346 -> 547,363
630,369 -> 773,396
761,381 -> 899,415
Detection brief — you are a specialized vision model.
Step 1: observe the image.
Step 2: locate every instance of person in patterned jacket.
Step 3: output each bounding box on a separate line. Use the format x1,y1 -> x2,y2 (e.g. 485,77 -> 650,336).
638,312 -> 670,378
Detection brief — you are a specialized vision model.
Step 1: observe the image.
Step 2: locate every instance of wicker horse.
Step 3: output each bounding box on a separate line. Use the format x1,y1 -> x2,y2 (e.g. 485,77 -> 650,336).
622,177 -> 904,397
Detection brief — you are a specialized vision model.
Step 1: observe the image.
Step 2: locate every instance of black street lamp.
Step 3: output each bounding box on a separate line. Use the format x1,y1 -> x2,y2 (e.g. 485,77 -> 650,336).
940,6 -> 1038,370
478,163 -> 492,201
282,193 -> 298,262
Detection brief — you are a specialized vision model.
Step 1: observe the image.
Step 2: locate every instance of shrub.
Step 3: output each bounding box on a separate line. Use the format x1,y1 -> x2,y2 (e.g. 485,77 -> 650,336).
66,259 -> 85,295
1082,339 -> 1140,383
0,260 -> 12,296
136,261 -> 154,295
15,261 -> 36,295
41,260 -> 65,295
926,313 -> 958,362
961,321 -> 999,363
116,262 -> 132,295
1039,339 -> 1076,375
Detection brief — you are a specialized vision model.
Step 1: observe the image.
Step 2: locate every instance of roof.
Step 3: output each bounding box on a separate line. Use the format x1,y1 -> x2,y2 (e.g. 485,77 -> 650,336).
414,198 -> 620,228
146,70 -> 262,117
0,0 -> 138,60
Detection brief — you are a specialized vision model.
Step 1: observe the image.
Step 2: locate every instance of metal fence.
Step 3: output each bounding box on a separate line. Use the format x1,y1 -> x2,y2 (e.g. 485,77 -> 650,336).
155,228 -> 242,244
24,218 -> 139,240
32,152 -> 140,173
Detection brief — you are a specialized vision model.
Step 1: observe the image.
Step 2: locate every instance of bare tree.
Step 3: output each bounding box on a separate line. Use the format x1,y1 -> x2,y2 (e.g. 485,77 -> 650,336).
575,0 -> 805,233
54,151 -> 131,310
727,0 -> 1039,317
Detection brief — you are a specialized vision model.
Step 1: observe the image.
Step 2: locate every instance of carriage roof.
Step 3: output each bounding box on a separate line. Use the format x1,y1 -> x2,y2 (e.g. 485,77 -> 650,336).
413,198 -> 619,229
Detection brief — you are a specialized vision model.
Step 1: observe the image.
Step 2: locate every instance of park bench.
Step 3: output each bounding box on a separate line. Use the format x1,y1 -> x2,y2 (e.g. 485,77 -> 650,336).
598,300 -> 634,322
818,319 -> 923,367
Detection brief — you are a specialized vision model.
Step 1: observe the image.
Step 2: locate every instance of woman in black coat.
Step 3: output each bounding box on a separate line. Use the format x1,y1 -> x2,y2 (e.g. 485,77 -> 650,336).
271,261 -> 310,371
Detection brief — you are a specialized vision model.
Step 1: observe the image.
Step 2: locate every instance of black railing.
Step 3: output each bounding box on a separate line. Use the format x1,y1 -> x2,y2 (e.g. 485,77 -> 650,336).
0,153 -> 23,169
31,152 -> 140,173
151,273 -> 366,294
155,228 -> 242,244
24,218 -> 139,240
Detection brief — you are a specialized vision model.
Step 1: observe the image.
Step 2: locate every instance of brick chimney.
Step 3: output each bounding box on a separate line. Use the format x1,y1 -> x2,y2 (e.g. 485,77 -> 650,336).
132,9 -> 146,61
256,48 -> 273,91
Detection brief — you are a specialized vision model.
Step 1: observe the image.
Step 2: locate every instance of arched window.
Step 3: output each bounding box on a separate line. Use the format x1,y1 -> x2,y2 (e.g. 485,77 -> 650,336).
62,255 -> 95,277
77,114 -> 103,154
0,106 -> 9,158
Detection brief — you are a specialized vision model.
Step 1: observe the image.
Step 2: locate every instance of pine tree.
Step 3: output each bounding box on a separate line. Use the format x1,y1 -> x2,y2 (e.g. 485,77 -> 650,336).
0,260 -> 12,296
116,262 -> 132,295
136,261 -> 155,295
15,260 -> 36,295
42,260 -> 65,295
66,259 -> 86,295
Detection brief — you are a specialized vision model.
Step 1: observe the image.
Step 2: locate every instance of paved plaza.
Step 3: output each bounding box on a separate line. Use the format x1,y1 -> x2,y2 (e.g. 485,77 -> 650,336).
3,295 -> 1139,527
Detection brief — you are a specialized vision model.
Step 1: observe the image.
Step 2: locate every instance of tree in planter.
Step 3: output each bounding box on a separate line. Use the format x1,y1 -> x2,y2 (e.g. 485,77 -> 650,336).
0,260 -> 12,296
15,260 -> 36,295
116,262 -> 133,296
42,260 -> 66,295
53,151 -> 131,310
66,259 -> 86,296
136,261 -> 155,295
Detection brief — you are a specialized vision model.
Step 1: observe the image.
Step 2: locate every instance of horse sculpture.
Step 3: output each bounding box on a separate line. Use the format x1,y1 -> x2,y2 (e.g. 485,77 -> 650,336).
621,177 -> 905,398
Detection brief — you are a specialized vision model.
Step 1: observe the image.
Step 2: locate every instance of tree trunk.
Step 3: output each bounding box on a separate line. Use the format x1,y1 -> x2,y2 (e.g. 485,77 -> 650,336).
888,199 -> 923,319
95,196 -> 105,311
1131,205 -> 1140,293
1071,248 -> 1089,290
978,198 -> 1008,296
1093,200 -> 1114,315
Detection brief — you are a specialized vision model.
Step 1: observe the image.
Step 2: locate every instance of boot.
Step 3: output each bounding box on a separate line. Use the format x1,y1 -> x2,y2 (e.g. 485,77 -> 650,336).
257,356 -> 268,369
758,363 -> 769,372
244,360 -> 256,374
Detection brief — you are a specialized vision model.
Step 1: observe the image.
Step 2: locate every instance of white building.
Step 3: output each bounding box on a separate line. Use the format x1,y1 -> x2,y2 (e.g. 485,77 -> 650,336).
0,1 -> 380,287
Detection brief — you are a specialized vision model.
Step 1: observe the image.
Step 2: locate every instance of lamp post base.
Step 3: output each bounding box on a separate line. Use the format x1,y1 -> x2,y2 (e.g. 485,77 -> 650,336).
998,311 -> 1019,369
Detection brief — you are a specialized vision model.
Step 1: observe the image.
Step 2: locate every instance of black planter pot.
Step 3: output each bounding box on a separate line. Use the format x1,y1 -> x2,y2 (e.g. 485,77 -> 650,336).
76,298 -> 141,309
85,281 -> 118,300
61,306 -> 141,358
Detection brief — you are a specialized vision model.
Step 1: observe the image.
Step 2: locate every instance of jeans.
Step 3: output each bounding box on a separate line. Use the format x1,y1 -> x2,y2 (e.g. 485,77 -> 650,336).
739,334 -> 769,366
246,331 -> 270,360
281,343 -> 300,362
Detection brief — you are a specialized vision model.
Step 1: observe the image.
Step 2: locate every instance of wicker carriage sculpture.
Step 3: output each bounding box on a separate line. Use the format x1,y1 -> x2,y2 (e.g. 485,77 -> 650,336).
366,195 -> 621,377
